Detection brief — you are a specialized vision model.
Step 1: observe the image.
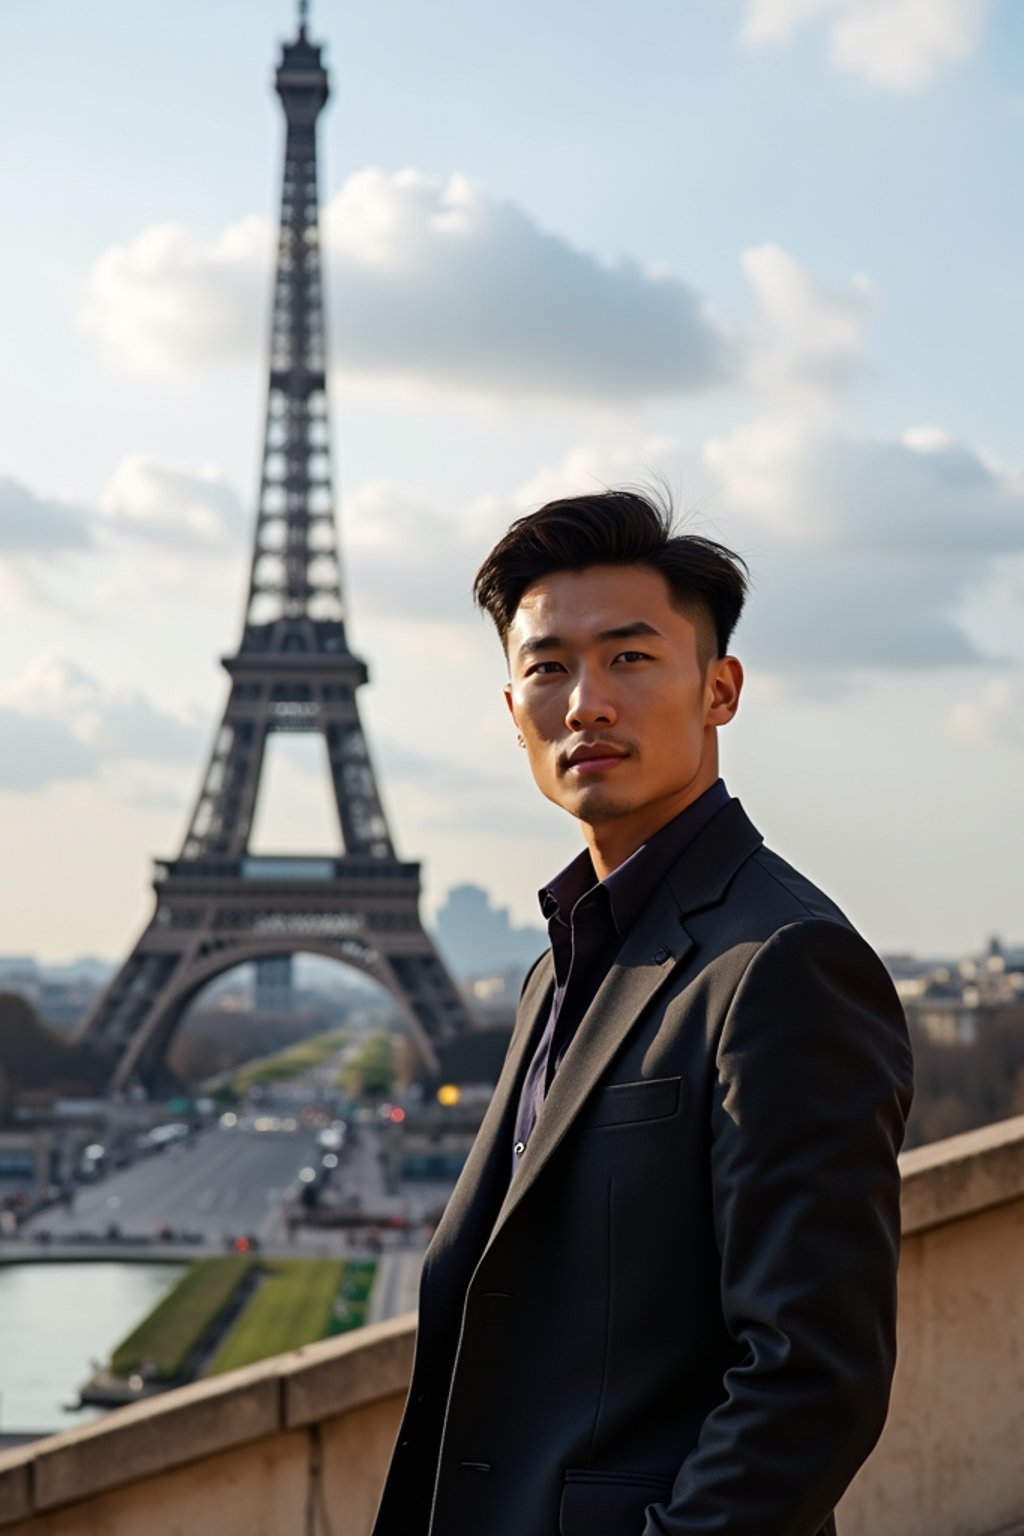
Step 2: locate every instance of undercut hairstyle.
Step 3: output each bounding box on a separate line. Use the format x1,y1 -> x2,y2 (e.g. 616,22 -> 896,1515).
473,488 -> 749,663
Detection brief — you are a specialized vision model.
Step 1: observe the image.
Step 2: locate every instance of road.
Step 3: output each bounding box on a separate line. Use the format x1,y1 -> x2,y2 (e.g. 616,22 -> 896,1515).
22,1126 -> 323,1247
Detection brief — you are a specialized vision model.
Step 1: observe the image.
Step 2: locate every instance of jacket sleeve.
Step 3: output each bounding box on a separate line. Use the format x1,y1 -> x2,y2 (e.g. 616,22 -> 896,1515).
645,918 -> 914,1536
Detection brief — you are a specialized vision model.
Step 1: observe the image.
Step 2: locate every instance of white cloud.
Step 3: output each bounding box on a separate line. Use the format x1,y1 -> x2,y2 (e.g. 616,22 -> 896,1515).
706,420 -> 1024,555
831,0 -> 993,90
741,547 -> 989,673
737,0 -> 995,91
324,169 -> 734,400
80,217 -> 272,373
6,402 -> 1023,790
0,458 -> 248,618
0,710 -> 95,792
0,476 -> 96,608
498,438 -> 681,515
2,457 -> 245,572
0,655 -> 205,790
342,421 -> 1024,681
740,0 -> 838,44
89,455 -> 248,613
0,477 -> 94,611
707,419 -> 1024,674
78,190 -> 872,423
0,477 -> 93,555
342,438 -> 682,627
342,481 -> 483,625
79,168 -> 735,402
98,454 -> 246,550
947,677 -> 1024,746
741,245 -> 874,412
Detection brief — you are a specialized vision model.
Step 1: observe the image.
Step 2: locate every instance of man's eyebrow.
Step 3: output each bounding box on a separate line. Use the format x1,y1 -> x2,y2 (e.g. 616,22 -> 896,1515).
598,621 -> 663,643
515,620 -> 664,659
515,633 -> 564,659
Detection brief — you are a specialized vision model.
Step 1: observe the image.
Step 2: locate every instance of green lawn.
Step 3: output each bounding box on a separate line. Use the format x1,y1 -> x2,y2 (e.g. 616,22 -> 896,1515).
229,1028 -> 349,1096
111,1257 -> 255,1382
325,1260 -> 377,1335
206,1259 -> 348,1375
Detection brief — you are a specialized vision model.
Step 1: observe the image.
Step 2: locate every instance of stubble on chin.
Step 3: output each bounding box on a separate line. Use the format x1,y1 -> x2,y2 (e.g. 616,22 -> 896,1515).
564,786 -> 639,823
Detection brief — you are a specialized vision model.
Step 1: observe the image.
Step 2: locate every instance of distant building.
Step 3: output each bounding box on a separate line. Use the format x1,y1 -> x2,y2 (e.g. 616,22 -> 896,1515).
254,955 -> 294,1012
434,885 -> 545,979
0,957 -> 41,989
0,957 -> 113,1033
887,935 -> 1024,1046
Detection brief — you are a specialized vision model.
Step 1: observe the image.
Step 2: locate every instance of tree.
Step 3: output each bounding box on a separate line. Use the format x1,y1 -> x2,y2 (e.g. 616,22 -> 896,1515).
338,1033 -> 396,1101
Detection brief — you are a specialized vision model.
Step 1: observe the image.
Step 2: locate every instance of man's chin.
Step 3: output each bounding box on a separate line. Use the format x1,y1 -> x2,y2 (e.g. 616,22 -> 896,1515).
562,787 -> 636,823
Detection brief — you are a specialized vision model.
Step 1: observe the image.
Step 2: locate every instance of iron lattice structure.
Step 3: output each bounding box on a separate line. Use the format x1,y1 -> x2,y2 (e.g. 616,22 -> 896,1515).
75,12 -> 476,1094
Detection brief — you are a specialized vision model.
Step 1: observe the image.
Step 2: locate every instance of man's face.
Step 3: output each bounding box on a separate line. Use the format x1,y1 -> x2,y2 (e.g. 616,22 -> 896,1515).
504,564 -> 742,844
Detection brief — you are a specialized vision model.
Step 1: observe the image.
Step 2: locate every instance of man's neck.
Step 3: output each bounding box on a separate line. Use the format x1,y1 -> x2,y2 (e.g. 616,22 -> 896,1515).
582,775 -> 720,881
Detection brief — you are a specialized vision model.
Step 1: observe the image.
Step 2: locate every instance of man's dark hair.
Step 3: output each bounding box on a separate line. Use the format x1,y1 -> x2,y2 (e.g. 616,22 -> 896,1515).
473,488 -> 748,661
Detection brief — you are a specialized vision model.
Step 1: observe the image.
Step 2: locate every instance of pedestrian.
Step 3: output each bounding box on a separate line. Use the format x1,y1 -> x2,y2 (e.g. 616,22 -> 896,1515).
372,489 -> 913,1536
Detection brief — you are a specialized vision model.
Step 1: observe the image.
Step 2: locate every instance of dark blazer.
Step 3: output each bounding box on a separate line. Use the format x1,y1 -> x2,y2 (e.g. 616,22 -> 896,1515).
371,800 -> 913,1536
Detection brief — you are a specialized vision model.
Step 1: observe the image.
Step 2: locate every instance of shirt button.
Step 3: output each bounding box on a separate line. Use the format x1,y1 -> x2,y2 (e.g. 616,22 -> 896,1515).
514,1141 -> 526,1157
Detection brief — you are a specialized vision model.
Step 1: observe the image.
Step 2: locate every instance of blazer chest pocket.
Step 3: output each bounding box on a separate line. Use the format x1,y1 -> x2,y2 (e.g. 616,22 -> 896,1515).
580,1075 -> 681,1130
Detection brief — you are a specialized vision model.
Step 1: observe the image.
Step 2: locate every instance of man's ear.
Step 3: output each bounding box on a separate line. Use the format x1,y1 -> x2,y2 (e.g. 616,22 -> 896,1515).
503,682 -> 516,723
706,657 -> 744,727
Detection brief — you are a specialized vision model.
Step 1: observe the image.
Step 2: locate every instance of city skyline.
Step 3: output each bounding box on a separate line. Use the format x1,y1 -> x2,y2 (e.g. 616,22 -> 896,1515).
2,0 -> 1023,964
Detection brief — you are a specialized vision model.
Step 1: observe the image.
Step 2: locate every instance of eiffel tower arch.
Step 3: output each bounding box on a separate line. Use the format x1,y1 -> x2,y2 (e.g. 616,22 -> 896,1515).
74,7 -> 478,1096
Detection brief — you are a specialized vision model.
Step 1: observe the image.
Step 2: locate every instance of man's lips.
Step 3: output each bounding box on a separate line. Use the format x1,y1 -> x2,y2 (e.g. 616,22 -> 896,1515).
564,743 -> 631,773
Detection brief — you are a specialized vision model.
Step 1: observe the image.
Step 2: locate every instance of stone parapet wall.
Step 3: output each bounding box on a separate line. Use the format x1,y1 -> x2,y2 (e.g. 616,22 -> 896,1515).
0,1316 -> 412,1536
839,1114 -> 1024,1536
2,1115 -> 1024,1536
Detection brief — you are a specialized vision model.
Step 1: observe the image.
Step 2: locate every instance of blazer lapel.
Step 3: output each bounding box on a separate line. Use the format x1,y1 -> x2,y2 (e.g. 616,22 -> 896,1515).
423,952 -> 553,1290
484,880 -> 690,1248
484,798 -> 764,1250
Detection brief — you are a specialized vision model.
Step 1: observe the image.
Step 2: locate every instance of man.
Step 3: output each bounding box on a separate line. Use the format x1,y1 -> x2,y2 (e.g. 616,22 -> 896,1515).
372,489 -> 913,1536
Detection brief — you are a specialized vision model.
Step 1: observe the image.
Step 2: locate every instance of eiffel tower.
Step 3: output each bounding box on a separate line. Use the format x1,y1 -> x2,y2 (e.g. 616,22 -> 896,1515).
75,4 -> 476,1095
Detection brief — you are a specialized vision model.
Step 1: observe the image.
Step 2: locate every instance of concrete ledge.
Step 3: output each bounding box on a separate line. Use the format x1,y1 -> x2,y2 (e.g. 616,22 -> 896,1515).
32,1362 -> 281,1512
285,1313 -> 416,1429
0,1454 -> 31,1528
0,1314 -> 418,1526
0,1245 -> 220,1267
900,1113 -> 1024,1236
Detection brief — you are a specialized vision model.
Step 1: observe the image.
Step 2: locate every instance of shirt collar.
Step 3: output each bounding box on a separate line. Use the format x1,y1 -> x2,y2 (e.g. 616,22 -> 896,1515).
539,847 -> 597,926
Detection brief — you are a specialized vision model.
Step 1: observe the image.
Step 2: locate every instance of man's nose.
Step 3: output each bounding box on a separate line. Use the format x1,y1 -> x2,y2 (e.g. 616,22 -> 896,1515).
565,671 -> 617,732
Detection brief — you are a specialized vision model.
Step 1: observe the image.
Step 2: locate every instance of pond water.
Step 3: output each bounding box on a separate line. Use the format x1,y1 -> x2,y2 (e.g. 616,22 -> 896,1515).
0,1261 -> 183,1433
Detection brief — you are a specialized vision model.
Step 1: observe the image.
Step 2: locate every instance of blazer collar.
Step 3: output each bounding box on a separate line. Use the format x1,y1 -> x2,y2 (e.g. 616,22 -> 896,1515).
663,796 -> 764,917
483,798 -> 764,1252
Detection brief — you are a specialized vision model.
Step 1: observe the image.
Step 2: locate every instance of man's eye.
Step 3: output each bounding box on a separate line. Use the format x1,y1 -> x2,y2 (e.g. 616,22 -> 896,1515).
525,661 -> 566,677
614,650 -> 651,664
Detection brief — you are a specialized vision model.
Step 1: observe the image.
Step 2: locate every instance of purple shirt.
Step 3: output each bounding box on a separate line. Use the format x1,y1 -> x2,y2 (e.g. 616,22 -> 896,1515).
510,778 -> 731,1176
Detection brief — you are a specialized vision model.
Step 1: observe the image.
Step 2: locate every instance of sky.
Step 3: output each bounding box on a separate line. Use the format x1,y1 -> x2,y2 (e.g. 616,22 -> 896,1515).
1,0 -> 1023,966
